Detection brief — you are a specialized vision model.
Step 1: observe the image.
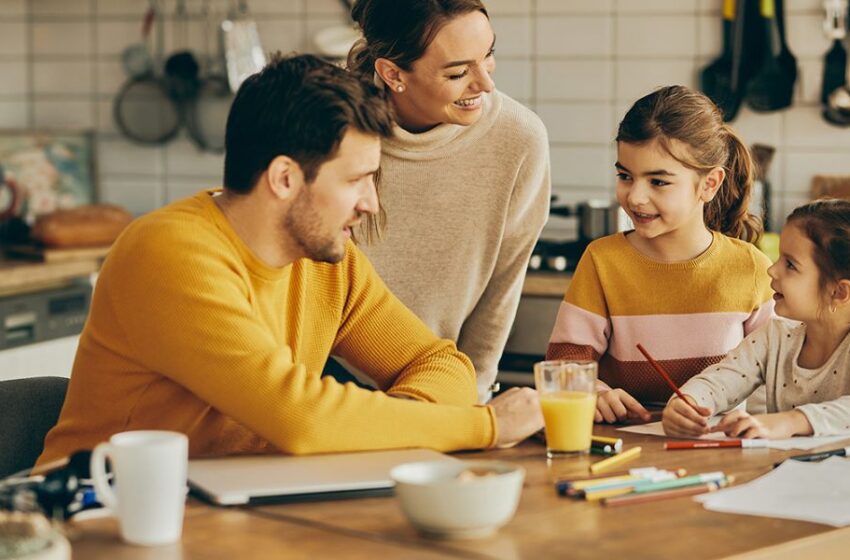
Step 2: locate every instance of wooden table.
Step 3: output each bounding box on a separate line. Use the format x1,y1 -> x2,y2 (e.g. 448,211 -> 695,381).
68,426 -> 850,559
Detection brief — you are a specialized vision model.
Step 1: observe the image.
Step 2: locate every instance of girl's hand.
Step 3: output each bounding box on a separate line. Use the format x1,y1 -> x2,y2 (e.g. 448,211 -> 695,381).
710,410 -> 813,439
595,388 -> 651,424
662,396 -> 712,437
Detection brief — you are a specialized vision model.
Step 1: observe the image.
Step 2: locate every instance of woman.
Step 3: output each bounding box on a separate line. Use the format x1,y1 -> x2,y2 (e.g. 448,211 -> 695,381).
346,0 -> 551,402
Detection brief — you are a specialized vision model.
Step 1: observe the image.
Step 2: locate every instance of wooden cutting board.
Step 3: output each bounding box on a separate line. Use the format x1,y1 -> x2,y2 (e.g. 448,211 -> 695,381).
3,244 -> 112,263
811,175 -> 850,200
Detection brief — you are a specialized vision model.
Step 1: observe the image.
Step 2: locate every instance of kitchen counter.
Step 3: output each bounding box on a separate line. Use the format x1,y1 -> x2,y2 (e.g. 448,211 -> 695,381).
0,246 -> 110,297
521,271 -> 571,298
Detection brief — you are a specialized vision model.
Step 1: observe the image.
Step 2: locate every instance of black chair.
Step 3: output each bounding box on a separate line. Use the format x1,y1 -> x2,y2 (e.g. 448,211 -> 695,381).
0,376 -> 69,478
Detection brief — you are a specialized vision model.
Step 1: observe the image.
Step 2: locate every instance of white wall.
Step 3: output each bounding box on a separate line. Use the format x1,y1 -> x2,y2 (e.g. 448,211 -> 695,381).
1,0 -> 849,229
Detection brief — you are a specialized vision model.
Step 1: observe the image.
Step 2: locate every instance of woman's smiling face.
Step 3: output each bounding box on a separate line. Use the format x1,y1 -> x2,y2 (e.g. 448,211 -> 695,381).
389,10 -> 496,132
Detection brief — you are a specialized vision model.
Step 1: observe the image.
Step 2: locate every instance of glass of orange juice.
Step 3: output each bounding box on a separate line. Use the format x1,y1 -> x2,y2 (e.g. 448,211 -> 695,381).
534,360 -> 597,458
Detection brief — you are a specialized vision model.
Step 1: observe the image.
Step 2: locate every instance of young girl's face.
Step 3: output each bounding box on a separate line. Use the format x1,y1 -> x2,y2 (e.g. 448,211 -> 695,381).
767,223 -> 825,322
615,139 -> 715,241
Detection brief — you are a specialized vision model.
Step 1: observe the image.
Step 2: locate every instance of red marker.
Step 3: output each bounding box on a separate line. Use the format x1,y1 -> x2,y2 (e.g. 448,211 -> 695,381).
665,440 -> 769,450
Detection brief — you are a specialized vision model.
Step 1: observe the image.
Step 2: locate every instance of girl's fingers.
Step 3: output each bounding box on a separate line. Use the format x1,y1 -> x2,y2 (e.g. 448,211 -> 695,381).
607,393 -> 630,421
676,399 -> 709,426
596,397 -> 617,424
725,417 -> 753,438
620,392 -> 651,421
712,410 -> 746,432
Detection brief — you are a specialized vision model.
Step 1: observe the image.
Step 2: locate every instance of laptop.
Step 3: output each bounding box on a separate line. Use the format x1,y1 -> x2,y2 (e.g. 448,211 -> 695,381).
188,448 -> 457,505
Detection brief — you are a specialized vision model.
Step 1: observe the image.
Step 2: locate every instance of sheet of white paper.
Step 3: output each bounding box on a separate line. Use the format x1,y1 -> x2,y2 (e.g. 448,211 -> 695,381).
694,457 -> 850,526
616,420 -> 850,450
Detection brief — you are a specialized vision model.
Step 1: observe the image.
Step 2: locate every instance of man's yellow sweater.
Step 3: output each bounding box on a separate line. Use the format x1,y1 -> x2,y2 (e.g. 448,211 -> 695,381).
38,191 -> 496,465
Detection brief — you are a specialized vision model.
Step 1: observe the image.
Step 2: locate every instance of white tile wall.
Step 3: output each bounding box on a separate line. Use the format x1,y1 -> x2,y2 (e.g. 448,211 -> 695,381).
0,0 -> 848,227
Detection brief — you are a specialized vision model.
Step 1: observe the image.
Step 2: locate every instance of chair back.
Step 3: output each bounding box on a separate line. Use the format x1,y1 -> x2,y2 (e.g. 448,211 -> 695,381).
0,376 -> 69,478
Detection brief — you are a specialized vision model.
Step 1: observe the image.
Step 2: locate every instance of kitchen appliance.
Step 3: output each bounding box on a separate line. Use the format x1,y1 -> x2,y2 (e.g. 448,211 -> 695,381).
528,198 -> 631,273
0,283 -> 91,351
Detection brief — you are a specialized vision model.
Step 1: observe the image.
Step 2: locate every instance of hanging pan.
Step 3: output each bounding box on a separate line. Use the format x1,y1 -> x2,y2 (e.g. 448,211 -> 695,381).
185,0 -> 233,152
113,0 -> 181,145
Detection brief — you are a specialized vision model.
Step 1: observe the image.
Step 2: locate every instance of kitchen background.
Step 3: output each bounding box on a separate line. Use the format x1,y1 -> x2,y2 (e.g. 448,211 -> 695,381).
1,0 -> 850,379
1,0 -> 849,226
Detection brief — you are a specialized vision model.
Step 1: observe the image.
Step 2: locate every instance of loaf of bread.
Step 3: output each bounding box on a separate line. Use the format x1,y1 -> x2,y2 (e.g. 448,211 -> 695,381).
31,204 -> 133,248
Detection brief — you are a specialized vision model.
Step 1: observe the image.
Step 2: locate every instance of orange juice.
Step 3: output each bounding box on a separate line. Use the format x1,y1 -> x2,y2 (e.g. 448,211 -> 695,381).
540,391 -> 597,454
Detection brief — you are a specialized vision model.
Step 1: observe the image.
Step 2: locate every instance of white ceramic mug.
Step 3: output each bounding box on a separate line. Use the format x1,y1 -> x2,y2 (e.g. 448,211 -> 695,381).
90,430 -> 188,546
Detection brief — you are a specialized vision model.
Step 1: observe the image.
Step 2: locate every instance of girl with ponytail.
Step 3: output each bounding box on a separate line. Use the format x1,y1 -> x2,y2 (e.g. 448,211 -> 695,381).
546,85 -> 774,424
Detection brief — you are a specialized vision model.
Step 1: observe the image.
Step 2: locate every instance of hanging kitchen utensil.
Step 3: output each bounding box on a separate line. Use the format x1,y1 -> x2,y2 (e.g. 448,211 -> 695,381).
700,0 -> 744,121
121,4 -> 156,79
114,0 -> 182,146
222,0 -> 266,93
823,1 -> 850,125
823,63 -> 850,125
186,0 -> 233,153
164,0 -> 200,103
745,0 -> 797,112
821,0 -> 848,105
313,0 -> 361,60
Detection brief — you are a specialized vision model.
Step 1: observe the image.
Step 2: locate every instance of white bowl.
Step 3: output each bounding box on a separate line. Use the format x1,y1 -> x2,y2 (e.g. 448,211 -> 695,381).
390,460 -> 525,539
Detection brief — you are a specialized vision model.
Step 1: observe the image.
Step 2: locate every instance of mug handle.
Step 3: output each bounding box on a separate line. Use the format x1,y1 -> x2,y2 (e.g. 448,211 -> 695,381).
90,442 -> 118,509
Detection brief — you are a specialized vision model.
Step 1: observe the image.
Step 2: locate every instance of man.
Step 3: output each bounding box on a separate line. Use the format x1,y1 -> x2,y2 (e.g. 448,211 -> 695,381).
38,54 -> 542,465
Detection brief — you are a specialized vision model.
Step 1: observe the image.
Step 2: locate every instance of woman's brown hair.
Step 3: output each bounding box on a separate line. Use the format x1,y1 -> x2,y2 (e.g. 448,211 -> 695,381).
616,85 -> 762,244
347,0 -> 488,82
787,198 -> 850,297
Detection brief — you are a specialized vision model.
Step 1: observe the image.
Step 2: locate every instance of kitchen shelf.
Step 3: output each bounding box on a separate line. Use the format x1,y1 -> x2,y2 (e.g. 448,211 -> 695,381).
521,271 -> 572,298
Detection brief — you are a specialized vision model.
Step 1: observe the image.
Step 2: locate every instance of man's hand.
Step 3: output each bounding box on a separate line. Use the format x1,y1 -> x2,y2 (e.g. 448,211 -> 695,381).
595,388 -> 651,424
490,387 -> 544,447
662,396 -> 712,437
710,409 -> 813,439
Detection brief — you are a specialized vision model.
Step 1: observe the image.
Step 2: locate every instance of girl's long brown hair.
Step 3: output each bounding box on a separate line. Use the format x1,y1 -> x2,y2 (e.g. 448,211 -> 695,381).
616,85 -> 762,243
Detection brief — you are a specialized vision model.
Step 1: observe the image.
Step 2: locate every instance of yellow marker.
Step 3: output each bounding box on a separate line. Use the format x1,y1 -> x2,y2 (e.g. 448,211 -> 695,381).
589,446 -> 642,475
583,486 -> 636,502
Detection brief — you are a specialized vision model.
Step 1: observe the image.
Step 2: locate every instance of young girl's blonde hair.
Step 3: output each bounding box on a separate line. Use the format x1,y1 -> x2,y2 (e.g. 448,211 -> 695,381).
616,85 -> 762,243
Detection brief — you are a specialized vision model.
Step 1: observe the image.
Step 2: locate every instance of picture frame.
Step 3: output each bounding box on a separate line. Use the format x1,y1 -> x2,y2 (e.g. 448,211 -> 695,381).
0,129 -> 97,225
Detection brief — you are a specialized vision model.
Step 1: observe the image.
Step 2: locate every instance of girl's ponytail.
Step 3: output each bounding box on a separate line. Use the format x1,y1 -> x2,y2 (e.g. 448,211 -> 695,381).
704,126 -> 763,244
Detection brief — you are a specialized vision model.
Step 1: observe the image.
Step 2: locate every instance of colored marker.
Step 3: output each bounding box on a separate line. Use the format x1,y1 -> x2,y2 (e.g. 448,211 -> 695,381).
773,445 -> 850,468
591,436 -> 624,453
602,480 -> 728,507
633,471 -> 726,494
589,446 -> 642,474
665,440 -> 769,450
582,472 -> 679,501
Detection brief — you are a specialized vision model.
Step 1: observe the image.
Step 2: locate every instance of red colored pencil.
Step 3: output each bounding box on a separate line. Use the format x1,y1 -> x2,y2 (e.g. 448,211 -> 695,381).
664,440 -> 769,450
636,343 -> 703,415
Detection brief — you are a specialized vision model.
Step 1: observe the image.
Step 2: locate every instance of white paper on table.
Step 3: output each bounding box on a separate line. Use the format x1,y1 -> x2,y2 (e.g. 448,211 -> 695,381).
694,457 -> 850,526
616,420 -> 850,450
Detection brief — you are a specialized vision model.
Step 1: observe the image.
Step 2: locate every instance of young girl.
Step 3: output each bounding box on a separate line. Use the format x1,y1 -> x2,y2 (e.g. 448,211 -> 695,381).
664,199 -> 850,438
546,85 -> 774,424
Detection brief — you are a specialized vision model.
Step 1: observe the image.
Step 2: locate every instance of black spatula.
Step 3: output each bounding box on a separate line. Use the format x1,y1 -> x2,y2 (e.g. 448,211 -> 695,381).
746,0 -> 797,112
701,0 -> 743,120
821,0 -> 847,105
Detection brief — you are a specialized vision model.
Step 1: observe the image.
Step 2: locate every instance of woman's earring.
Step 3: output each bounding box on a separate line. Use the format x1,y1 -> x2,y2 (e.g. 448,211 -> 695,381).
396,84 -> 405,93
